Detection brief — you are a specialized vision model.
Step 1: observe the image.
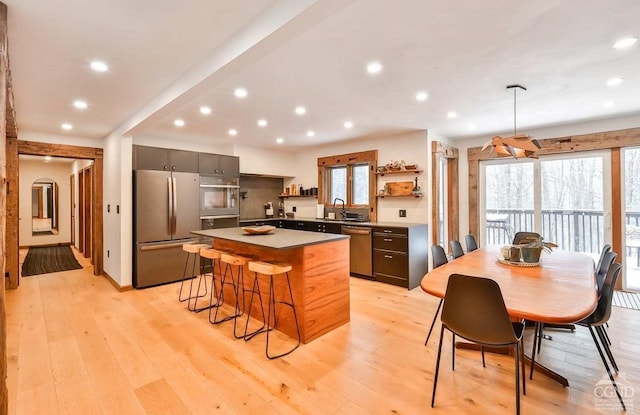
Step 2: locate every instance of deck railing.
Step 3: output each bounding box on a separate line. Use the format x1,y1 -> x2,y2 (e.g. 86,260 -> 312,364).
485,209 -> 640,254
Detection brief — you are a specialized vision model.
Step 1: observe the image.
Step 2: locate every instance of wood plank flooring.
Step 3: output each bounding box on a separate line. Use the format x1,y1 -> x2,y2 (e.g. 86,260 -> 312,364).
6,248 -> 639,414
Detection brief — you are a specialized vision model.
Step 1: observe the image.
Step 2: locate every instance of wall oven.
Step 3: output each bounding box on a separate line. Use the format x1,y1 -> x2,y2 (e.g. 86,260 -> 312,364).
199,175 -> 239,218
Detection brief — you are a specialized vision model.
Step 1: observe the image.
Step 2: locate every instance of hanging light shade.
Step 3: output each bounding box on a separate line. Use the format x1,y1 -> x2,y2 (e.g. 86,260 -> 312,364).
482,84 -> 541,158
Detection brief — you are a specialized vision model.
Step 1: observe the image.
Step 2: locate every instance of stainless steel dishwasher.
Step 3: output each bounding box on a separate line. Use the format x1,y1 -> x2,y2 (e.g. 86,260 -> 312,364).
341,225 -> 373,279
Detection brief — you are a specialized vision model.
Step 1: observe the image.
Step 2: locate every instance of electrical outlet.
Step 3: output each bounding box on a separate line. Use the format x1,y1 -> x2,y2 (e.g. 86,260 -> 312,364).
107,250 -> 110,258
292,206 -> 297,212
399,209 -> 406,217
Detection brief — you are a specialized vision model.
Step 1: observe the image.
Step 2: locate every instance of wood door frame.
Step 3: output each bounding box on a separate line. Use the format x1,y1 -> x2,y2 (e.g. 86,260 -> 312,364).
33,187 -> 43,218
5,139 -> 103,289
78,169 -> 85,253
70,174 -> 75,246
82,165 -> 93,261
431,141 -> 459,248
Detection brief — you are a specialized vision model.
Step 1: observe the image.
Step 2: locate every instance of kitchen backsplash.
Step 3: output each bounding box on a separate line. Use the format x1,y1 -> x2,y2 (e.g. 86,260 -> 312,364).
239,176 -> 284,220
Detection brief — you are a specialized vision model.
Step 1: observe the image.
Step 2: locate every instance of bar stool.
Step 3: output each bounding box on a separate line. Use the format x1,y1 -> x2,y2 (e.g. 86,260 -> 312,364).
178,243 -> 210,304
209,252 -> 252,326
247,260 -> 300,359
191,247 -> 226,313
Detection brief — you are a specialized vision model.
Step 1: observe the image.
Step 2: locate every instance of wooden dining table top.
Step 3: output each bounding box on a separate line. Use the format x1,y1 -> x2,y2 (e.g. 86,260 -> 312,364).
420,246 -> 598,324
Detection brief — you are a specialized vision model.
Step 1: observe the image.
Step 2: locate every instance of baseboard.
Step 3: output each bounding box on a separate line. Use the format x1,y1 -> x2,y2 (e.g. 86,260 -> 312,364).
102,271 -> 133,292
20,242 -> 72,249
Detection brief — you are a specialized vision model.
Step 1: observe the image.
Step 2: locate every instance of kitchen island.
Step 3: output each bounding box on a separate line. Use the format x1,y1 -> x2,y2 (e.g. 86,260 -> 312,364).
192,228 -> 350,343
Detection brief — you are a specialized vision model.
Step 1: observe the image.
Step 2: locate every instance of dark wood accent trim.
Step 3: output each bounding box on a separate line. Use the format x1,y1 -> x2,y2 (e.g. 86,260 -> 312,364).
78,169 -> 84,253
1,3 -> 10,412
611,148 -> 623,290
103,271 -> 132,292
17,140 -> 103,159
467,127 -> 640,254
5,136 -> 18,290
70,174 -> 75,246
83,166 -> 92,261
431,141 -> 460,247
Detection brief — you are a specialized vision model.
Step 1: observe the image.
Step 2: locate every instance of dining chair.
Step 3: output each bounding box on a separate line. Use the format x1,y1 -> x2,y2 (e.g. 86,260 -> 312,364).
595,244 -> 612,273
431,274 -> 526,415
450,240 -> 464,259
596,251 -> 617,294
464,234 -> 478,252
531,263 -> 625,411
512,232 -> 540,245
424,245 -> 448,345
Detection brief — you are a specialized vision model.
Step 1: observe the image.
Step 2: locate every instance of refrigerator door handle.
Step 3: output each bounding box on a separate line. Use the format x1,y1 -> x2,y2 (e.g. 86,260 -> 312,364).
172,177 -> 178,235
167,177 -> 173,235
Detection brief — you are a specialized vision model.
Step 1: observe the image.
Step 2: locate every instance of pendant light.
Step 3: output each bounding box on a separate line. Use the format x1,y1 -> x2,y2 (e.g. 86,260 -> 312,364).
482,84 -> 541,158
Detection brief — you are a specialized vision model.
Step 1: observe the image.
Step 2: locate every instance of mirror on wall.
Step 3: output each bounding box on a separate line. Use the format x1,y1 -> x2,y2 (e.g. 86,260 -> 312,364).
32,178 -> 59,235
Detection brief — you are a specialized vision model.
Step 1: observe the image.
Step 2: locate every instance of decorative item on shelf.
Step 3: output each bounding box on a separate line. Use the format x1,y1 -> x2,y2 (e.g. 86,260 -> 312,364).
239,191 -> 248,200
386,181 -> 413,196
376,166 -> 387,173
411,177 -> 423,196
404,164 -> 418,170
482,84 -> 542,159
385,160 -> 405,171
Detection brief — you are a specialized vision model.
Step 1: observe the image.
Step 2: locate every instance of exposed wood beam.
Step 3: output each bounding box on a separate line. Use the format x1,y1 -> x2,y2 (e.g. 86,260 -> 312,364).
1,2 -> 10,413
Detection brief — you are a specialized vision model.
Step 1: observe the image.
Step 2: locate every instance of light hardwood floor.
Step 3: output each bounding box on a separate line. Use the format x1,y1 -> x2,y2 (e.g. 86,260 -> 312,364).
6,249 -> 638,414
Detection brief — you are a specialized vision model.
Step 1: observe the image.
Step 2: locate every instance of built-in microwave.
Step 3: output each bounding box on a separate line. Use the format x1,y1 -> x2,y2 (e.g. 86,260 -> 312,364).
199,176 -> 239,218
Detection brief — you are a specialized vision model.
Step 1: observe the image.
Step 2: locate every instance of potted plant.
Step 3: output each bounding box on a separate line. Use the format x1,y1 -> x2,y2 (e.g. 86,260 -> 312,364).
520,235 -> 557,263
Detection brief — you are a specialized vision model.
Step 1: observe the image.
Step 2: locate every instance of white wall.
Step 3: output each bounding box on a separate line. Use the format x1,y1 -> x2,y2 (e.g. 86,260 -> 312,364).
20,130 -> 104,149
19,159 -> 73,246
234,144 -> 296,177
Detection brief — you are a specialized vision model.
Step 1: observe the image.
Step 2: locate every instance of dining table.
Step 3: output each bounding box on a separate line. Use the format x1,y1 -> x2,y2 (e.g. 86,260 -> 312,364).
420,245 -> 597,386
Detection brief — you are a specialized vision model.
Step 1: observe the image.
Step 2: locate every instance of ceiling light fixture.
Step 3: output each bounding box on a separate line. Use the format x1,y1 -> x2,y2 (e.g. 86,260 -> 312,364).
61,123 -> 73,131
257,119 -> 268,127
90,60 -> 109,72
366,61 -> 383,74
276,137 -> 284,144
174,119 -> 185,127
603,101 -> 616,108
613,37 -> 637,49
234,88 -> 248,98
228,129 -> 238,136
606,77 -> 624,86
482,84 -> 541,159
344,121 -> 353,129
73,100 -> 88,109
295,106 -> 306,115
415,91 -> 428,102
447,111 -> 457,119
200,106 -> 212,115
307,130 -> 315,137
467,124 -> 476,131
44,156 -> 52,162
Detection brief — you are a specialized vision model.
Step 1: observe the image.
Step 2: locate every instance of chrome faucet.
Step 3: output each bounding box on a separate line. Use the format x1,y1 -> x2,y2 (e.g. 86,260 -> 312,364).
333,198 -> 346,219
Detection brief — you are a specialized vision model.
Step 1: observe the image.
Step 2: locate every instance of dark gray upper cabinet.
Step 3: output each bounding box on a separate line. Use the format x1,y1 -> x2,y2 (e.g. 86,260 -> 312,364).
199,153 -> 239,176
134,146 -> 198,172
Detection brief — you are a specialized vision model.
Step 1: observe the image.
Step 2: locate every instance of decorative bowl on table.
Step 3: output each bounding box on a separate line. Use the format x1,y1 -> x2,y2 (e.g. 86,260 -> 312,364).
241,225 -> 276,235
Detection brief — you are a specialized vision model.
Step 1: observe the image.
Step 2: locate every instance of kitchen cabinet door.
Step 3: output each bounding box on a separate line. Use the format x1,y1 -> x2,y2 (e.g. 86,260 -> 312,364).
134,146 -> 170,171
218,156 -> 239,176
169,150 -> 199,173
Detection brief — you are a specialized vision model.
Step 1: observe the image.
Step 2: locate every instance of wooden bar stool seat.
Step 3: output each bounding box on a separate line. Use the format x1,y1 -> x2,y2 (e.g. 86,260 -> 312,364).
245,260 -> 300,359
178,243 -> 210,304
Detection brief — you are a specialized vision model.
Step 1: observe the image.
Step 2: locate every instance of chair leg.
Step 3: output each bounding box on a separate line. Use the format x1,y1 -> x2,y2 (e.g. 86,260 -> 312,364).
240,272 -> 267,341
178,252 -> 193,302
515,342 -> 521,415
595,326 -> 619,373
424,299 -> 443,345
520,338 -> 526,396
530,322 -> 540,380
601,324 -> 612,346
266,272 -> 301,359
431,326 -> 446,408
481,346 -> 486,368
190,258 -> 216,312
588,326 -> 626,411
451,333 -> 456,371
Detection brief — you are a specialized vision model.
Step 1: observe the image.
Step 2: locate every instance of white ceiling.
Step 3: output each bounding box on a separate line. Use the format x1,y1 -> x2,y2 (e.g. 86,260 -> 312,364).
6,0 -> 640,150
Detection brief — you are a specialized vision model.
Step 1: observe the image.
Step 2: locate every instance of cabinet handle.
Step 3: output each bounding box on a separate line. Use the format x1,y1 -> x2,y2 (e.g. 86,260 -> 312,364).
383,230 -> 392,233
164,165 -> 169,170
384,238 -> 393,242
220,169 -> 224,174
384,255 -> 393,259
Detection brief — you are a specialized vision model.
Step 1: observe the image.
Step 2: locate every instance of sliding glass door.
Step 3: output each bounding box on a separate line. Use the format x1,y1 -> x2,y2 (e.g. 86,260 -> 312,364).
623,147 -> 640,290
481,151 -> 611,256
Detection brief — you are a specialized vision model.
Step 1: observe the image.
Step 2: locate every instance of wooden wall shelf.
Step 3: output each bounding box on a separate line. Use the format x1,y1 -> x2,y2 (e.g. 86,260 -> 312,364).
377,194 -> 423,198
376,169 -> 423,176
279,195 -> 318,199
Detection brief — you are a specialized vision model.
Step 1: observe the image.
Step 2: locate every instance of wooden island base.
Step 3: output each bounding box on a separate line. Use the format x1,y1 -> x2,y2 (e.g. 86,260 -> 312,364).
213,237 -> 350,344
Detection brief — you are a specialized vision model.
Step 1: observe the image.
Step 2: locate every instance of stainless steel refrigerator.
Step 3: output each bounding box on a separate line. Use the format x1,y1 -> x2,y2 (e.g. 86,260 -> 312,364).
133,170 -> 200,288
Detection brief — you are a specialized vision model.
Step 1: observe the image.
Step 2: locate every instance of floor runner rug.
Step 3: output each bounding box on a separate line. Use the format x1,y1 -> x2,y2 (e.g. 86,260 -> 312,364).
21,246 -> 82,277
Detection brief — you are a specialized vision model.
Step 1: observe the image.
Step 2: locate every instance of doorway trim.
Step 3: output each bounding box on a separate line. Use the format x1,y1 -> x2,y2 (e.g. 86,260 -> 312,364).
6,139 -> 103,289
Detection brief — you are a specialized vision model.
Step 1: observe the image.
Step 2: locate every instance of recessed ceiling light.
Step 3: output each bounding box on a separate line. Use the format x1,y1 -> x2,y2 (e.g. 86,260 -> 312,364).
447,111 -> 458,119
228,129 -> 238,136
199,106 -> 212,115
276,137 -> 284,144
257,119 -> 268,127
415,91 -> 429,102
234,88 -> 248,98
61,123 -> 73,131
613,37 -> 637,49
467,124 -> 477,131
366,61 -> 383,74
90,60 -> 108,72
603,101 -> 616,108
44,156 -> 52,162
344,121 -> 353,129
73,100 -> 88,110
307,130 -> 315,137
606,77 -> 624,86
174,119 -> 185,127
295,106 -> 306,115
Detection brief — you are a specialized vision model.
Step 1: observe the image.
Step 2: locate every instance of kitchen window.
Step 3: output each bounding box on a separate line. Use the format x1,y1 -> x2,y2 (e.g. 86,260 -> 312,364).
318,150 -> 378,219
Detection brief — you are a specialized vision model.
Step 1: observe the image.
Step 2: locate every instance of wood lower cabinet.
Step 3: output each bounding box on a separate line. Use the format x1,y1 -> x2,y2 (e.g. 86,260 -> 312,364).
372,225 -> 428,289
